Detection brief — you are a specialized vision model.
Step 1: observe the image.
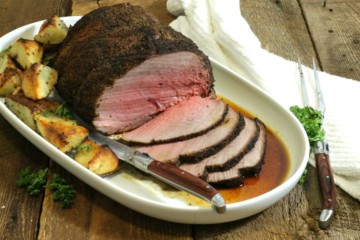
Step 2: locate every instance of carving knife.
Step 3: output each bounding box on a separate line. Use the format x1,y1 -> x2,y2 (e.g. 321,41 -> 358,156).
89,130 -> 226,214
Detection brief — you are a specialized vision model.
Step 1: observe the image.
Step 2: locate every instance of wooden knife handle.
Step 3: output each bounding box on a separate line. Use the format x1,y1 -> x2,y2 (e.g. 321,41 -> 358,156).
147,160 -> 226,213
314,141 -> 336,211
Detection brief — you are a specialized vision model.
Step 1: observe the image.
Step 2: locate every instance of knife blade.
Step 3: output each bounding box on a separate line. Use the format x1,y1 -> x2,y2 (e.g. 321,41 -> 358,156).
89,130 -> 226,214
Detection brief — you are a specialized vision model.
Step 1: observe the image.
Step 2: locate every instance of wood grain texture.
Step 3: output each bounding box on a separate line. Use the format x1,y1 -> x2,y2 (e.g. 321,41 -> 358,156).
38,163 -> 192,240
87,193 -> 191,240
240,0 -> 317,65
38,163 -> 94,240
0,1 -> 72,240
72,0 -> 174,25
300,0 -> 360,80
0,0 -> 72,37
1,0 -> 360,239
0,118 -> 48,240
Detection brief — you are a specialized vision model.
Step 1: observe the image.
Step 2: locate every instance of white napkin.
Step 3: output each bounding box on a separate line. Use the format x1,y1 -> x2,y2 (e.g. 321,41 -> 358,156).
167,0 -> 360,201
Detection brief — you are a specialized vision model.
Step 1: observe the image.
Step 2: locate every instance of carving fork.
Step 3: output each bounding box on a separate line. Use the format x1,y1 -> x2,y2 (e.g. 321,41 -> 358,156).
297,58 -> 336,229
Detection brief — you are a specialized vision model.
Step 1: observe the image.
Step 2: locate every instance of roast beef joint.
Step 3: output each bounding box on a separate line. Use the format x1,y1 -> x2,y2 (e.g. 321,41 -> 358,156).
53,3 -> 268,188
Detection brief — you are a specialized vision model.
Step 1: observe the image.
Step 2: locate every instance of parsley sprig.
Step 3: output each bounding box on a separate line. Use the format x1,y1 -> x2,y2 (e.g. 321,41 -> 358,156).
16,167 -> 76,208
50,174 -> 76,208
54,103 -> 73,119
290,106 -> 325,145
16,167 -> 48,196
290,105 -> 325,185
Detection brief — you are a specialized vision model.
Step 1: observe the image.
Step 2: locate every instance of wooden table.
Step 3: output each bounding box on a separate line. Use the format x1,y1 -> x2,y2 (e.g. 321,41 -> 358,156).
1,0 -> 359,239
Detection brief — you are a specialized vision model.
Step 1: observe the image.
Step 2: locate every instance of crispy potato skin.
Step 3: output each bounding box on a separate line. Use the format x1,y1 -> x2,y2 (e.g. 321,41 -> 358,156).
0,52 -> 21,96
0,67 -> 21,96
3,15 -> 120,175
35,15 -> 69,46
5,93 -> 60,130
21,63 -> 58,100
0,52 -> 16,72
74,139 -> 120,176
8,39 -> 43,69
35,112 -> 89,153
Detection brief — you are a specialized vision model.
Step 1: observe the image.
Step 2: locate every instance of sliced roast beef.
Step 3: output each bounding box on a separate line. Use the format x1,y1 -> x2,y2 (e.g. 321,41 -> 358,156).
206,119 -> 267,187
54,4 -> 214,134
114,96 -> 228,145
136,108 -> 244,165
179,116 -> 259,178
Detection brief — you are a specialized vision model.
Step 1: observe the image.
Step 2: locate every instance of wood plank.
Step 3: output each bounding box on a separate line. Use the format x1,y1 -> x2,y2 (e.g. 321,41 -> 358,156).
38,163 -> 192,240
195,185 -> 317,239
0,0 -> 72,36
0,1 -> 72,239
38,163 -> 94,240
0,118 -> 48,240
240,0 -> 317,66
300,0 -> 360,81
72,0 -> 174,25
87,192 -> 191,240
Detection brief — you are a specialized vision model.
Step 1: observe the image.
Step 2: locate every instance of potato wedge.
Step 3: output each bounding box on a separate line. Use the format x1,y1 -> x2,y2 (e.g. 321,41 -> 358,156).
74,139 -> 99,167
74,139 -> 120,176
34,112 -> 89,153
88,146 -> 120,176
0,67 -> 21,96
4,93 -> 59,130
8,39 -> 43,69
21,63 -> 58,100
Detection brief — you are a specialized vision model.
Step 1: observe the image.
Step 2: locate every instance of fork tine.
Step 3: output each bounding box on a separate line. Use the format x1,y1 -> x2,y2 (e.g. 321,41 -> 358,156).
312,58 -> 326,115
297,58 -> 310,106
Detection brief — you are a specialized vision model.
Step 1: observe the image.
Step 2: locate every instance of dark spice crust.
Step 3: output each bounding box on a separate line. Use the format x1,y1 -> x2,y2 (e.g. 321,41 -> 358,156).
206,118 -> 261,173
177,112 -> 246,165
207,119 -> 267,188
239,119 -> 267,177
54,3 -> 214,123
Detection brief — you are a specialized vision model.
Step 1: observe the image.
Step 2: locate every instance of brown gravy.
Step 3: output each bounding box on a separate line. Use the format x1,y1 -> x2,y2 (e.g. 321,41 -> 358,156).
218,98 -> 290,203
144,97 -> 291,206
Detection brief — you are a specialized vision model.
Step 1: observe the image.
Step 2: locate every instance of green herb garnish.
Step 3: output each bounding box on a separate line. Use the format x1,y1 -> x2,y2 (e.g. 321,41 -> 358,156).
16,167 -> 48,196
290,106 -> 325,145
17,167 -> 76,208
298,168 -> 308,185
42,53 -> 56,66
55,103 -> 73,119
290,106 -> 325,184
76,143 -> 93,153
49,173 -> 76,208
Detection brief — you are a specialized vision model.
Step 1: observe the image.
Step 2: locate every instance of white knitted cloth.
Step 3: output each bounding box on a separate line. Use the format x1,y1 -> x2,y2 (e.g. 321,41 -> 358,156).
167,0 -> 360,201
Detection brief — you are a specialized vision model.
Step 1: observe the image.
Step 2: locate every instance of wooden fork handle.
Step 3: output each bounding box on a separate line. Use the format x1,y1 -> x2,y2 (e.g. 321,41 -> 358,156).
314,141 -> 336,228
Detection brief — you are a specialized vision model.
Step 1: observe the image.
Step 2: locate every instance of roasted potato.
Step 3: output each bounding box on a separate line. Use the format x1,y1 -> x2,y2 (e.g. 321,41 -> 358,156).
8,39 -> 43,69
34,15 -> 68,46
0,67 -> 21,96
21,63 -> 57,100
4,93 -> 60,130
0,52 -> 17,73
34,112 -> 89,153
74,139 -> 120,176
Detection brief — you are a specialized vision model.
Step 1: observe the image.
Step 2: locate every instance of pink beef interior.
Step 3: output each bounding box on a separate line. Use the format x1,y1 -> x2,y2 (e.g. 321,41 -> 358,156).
118,96 -> 226,144
93,52 -> 212,134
